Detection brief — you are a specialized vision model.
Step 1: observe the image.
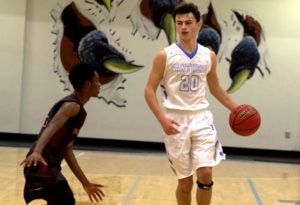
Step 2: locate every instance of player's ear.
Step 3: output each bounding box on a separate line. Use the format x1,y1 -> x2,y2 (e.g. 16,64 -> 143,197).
197,19 -> 202,29
83,80 -> 91,89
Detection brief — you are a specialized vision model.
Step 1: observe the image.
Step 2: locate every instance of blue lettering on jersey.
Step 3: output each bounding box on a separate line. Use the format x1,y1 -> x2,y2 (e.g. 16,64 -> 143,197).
171,63 -> 207,73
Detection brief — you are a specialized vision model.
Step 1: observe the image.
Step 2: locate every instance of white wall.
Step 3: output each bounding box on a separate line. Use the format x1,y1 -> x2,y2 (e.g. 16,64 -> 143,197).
0,0 -> 26,132
20,0 -> 66,133
207,0 -> 300,151
0,0 -> 299,151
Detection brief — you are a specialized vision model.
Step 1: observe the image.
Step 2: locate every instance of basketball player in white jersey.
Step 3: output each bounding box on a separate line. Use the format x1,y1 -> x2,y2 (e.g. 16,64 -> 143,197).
144,2 -> 238,205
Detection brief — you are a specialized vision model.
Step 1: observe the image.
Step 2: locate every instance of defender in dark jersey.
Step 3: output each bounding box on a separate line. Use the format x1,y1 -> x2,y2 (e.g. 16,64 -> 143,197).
20,63 -> 104,205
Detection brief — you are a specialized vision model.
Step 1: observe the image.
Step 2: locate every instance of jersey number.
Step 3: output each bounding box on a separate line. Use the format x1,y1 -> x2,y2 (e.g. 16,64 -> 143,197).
180,75 -> 199,92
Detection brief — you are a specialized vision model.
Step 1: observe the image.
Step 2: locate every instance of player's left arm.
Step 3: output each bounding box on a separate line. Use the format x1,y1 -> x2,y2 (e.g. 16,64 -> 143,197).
207,51 -> 238,111
64,142 -> 105,202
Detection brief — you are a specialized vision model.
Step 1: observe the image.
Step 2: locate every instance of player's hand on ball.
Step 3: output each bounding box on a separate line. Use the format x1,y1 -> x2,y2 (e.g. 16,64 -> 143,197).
84,183 -> 105,203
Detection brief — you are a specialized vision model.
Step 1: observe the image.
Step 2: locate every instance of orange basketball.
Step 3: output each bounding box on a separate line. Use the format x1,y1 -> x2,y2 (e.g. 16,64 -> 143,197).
229,104 -> 261,136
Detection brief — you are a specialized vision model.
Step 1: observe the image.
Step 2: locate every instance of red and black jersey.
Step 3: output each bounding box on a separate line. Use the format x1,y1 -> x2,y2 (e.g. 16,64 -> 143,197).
24,94 -> 86,190
38,94 -> 86,158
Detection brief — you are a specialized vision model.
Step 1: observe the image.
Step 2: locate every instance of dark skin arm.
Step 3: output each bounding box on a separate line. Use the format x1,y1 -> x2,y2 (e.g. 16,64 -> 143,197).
20,102 -> 80,167
64,142 -> 105,203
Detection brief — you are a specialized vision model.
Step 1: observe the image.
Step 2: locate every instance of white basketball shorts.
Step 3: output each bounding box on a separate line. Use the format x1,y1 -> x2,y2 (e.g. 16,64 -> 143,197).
164,109 -> 225,179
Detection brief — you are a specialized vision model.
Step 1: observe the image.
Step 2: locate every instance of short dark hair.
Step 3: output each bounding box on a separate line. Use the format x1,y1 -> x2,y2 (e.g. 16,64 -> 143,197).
69,63 -> 96,90
172,2 -> 201,22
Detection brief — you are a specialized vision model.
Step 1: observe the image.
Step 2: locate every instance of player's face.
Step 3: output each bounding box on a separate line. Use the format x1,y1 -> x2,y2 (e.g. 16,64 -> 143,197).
175,12 -> 201,42
89,72 -> 101,97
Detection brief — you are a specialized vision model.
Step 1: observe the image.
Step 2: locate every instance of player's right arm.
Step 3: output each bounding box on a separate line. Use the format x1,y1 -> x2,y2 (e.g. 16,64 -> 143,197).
64,141 -> 105,203
20,102 -> 80,167
144,50 -> 180,135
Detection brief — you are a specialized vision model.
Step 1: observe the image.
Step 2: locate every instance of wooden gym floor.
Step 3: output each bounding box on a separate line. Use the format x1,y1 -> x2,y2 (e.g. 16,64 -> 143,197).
0,144 -> 299,205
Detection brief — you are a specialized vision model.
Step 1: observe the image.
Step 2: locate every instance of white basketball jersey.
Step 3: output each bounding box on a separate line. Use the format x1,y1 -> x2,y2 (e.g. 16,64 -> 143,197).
161,43 -> 211,111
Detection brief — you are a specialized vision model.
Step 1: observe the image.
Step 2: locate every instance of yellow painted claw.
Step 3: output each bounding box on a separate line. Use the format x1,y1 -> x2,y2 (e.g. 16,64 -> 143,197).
227,69 -> 250,94
162,13 -> 176,45
103,58 -> 143,74
102,0 -> 111,12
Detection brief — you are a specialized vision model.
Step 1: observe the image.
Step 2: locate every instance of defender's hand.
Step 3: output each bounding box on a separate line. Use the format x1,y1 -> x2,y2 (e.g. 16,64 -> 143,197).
20,152 -> 48,167
83,183 -> 105,203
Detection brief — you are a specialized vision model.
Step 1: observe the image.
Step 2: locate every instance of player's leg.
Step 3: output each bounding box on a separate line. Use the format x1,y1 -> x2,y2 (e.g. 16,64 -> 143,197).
164,110 -> 194,205
23,183 -> 42,204
44,180 -> 75,205
195,167 -> 213,205
191,110 -> 223,205
24,180 -> 75,205
176,176 -> 193,205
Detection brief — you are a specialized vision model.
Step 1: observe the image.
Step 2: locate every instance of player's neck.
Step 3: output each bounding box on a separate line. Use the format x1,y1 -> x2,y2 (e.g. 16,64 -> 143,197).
177,39 -> 197,54
73,91 -> 89,105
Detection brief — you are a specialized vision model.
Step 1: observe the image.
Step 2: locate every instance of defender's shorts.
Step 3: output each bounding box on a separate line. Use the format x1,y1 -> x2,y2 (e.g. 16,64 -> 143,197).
164,109 -> 225,179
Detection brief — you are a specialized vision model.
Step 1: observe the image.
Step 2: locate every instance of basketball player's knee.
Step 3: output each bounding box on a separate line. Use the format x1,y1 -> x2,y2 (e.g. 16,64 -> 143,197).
196,180 -> 214,190
196,168 -> 212,184
178,180 -> 193,193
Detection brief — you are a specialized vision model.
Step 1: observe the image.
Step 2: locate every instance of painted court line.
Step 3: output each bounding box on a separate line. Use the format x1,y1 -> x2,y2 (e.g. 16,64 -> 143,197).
247,178 -> 264,205
121,175 -> 143,205
121,156 -> 154,205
